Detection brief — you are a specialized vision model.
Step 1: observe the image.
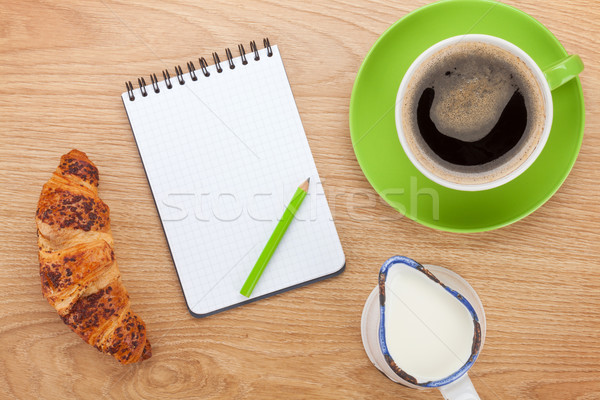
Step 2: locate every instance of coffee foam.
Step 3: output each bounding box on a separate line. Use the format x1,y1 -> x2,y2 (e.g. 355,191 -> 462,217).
401,41 -> 545,186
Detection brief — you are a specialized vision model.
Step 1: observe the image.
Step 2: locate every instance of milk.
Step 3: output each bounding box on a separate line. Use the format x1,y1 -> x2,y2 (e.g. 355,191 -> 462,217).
384,264 -> 476,382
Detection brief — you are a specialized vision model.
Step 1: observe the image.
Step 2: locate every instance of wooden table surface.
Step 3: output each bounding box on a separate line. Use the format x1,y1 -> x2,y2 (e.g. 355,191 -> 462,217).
1,0 -> 599,399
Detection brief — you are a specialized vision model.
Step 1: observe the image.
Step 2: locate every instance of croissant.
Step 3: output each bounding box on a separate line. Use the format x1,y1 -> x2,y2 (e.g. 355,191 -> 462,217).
36,149 -> 151,364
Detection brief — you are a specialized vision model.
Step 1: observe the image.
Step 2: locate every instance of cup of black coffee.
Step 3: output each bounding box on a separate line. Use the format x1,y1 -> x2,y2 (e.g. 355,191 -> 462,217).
395,34 -> 580,191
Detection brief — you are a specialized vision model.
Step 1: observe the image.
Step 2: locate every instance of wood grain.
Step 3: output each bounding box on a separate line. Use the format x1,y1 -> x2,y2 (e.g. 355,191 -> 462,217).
1,0 -> 599,398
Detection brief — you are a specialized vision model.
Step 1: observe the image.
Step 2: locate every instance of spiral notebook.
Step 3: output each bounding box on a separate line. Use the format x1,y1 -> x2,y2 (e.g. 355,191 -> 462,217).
121,39 -> 345,317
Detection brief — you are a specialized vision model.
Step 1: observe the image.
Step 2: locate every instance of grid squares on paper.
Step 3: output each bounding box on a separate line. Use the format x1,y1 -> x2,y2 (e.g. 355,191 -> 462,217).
122,45 -> 344,315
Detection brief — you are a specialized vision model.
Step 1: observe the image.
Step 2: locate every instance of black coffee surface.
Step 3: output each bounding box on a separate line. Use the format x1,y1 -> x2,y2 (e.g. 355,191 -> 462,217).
416,87 -> 528,165
401,41 -> 546,186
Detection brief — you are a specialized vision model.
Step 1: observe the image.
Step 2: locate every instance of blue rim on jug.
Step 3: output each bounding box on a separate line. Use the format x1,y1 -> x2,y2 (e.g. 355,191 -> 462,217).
378,256 -> 482,387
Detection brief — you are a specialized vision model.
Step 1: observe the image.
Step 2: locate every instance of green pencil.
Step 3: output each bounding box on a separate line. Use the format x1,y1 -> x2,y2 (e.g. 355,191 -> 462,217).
240,177 -> 311,297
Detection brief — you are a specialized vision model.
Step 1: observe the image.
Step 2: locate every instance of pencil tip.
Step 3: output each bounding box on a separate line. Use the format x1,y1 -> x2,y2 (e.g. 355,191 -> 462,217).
299,177 -> 310,192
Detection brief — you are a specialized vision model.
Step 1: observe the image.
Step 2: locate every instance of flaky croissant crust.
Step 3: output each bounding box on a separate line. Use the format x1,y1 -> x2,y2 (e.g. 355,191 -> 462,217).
36,149 -> 151,364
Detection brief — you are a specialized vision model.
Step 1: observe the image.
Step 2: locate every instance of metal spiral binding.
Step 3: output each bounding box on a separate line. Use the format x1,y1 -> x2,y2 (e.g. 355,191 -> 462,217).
174,65 -> 185,85
238,44 -> 248,65
199,57 -> 210,77
225,48 -> 235,69
212,52 -> 223,73
150,73 -> 160,93
249,40 -> 260,61
187,62 -> 197,81
263,38 -> 273,57
125,38 -> 272,101
137,77 -> 148,96
126,81 -> 135,101
162,70 -> 172,89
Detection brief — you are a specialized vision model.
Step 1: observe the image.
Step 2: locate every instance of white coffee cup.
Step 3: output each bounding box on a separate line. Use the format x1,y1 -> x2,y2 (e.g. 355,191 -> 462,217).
361,257 -> 486,399
395,34 -> 554,191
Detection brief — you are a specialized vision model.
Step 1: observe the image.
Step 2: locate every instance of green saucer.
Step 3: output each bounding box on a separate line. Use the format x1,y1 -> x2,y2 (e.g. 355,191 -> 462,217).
349,0 -> 585,232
